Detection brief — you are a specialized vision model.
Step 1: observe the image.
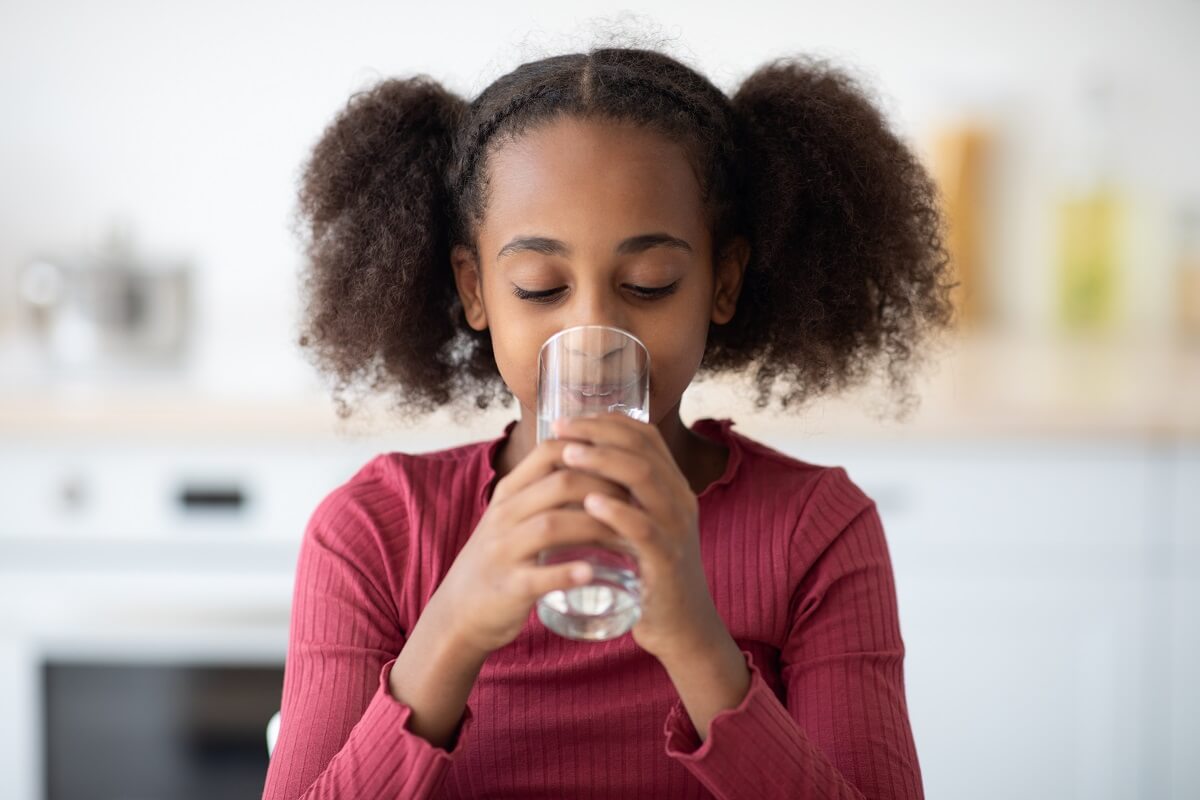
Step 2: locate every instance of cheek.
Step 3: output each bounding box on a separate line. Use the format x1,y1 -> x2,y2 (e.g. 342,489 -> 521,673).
490,325 -> 552,406
646,309 -> 710,392
478,286 -> 542,401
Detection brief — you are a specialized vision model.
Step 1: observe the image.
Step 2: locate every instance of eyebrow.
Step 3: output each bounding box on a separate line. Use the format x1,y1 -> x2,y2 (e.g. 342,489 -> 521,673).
496,232 -> 694,261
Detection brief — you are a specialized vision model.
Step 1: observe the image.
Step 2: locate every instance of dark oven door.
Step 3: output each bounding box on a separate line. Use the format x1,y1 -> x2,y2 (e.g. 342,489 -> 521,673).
44,659 -> 284,800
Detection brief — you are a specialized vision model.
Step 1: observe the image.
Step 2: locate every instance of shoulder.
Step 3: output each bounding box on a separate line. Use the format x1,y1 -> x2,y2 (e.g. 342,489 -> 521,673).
726,425 -> 876,543
729,426 -> 872,509
306,438 -> 489,549
724,429 -> 891,606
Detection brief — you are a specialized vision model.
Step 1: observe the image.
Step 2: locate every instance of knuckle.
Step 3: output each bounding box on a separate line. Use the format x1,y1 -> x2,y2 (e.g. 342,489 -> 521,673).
480,536 -> 506,564
481,503 -> 505,527
570,475 -> 596,500
550,469 -> 574,492
532,513 -> 555,538
667,540 -> 687,564
582,513 -> 606,534
515,571 -> 538,597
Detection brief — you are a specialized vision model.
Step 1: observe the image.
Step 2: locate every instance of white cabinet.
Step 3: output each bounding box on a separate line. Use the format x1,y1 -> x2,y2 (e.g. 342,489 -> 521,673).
1169,444 -> 1199,799
770,437 -> 1173,800
776,439 -> 1153,570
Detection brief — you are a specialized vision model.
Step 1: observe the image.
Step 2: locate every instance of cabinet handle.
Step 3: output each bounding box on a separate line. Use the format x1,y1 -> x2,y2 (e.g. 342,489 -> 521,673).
177,485 -> 246,513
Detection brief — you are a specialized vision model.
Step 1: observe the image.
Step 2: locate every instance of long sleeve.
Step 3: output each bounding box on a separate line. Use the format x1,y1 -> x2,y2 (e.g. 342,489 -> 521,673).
661,470 -> 924,799
261,485 -> 474,800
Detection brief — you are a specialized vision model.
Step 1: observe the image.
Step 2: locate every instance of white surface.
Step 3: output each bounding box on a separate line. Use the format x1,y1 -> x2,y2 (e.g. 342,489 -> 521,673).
1168,444 -> 1199,798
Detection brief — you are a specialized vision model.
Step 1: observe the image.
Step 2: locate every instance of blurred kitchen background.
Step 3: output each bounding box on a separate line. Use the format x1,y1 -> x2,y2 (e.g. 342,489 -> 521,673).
1,1 -> 1198,798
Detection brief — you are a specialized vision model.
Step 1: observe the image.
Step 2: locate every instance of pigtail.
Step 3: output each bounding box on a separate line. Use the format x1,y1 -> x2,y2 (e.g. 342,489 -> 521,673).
720,56 -> 957,418
292,76 -> 468,421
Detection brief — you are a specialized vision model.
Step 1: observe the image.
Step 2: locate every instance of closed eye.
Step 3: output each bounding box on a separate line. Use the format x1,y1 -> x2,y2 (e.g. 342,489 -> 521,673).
511,281 -> 680,304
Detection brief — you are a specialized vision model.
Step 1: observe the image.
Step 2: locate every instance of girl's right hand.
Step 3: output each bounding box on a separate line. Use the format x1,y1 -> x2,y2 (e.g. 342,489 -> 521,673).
429,437 -> 631,656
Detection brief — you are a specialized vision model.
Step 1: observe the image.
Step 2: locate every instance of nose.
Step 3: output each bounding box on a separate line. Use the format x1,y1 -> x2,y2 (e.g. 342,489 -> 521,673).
567,283 -> 632,340
567,344 -> 627,360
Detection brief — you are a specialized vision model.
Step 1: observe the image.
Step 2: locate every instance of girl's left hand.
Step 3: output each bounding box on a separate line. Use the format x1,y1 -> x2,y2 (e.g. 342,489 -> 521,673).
553,411 -> 725,662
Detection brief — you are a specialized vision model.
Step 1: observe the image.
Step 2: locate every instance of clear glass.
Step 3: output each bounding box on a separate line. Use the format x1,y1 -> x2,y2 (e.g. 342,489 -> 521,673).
535,324 -> 650,641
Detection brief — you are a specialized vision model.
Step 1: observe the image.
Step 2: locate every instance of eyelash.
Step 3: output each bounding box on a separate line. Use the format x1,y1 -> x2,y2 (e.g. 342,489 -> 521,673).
511,281 -> 681,304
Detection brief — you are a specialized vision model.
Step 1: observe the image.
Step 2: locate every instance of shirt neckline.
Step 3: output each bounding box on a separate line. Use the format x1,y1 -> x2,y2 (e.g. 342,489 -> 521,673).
476,416 -> 743,509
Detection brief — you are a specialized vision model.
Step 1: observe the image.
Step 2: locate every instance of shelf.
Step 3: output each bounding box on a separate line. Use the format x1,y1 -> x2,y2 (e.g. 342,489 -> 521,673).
1,329 -> 1197,441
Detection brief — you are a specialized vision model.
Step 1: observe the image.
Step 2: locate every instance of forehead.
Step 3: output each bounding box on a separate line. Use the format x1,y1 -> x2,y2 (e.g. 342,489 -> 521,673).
481,116 -> 706,242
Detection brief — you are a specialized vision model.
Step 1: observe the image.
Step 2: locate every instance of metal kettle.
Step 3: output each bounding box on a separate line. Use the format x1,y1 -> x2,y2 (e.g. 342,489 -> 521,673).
16,226 -> 193,371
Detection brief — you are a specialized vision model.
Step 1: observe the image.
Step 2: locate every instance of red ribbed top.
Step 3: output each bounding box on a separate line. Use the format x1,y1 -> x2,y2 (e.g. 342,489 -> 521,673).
261,417 -> 923,799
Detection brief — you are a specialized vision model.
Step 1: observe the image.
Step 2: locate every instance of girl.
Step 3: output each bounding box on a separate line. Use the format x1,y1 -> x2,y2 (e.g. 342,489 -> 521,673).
263,44 -> 955,800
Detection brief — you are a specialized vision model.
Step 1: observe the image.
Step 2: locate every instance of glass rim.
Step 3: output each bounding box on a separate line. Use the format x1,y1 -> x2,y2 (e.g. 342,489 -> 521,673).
537,324 -> 650,364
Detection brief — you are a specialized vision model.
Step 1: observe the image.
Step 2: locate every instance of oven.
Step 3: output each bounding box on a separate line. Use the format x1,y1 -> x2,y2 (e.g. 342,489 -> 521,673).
0,431 -> 388,800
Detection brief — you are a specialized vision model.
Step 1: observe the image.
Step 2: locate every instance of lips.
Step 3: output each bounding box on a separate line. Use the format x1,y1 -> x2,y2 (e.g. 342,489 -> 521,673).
575,385 -> 620,397
567,387 -> 619,406
566,376 -> 632,398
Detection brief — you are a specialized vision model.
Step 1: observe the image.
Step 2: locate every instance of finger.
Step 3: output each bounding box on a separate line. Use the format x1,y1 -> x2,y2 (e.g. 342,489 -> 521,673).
561,443 -> 673,520
581,493 -> 659,557
502,466 -> 631,526
551,411 -> 673,465
510,508 -> 623,562
508,560 -> 594,602
490,438 -> 572,505
552,412 -> 676,494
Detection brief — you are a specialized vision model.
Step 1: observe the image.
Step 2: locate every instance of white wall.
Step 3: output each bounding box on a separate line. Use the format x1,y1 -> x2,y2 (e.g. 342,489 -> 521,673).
2,0 -> 1197,395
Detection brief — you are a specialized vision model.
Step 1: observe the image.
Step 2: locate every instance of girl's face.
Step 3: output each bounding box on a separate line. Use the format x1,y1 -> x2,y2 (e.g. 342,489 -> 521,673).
451,115 -> 747,424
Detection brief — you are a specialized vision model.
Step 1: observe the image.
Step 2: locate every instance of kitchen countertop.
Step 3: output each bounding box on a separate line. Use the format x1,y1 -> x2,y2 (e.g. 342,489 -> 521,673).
2,328 -> 1198,442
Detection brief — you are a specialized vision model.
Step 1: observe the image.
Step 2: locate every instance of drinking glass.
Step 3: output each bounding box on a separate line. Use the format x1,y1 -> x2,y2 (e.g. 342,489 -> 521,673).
535,324 -> 650,641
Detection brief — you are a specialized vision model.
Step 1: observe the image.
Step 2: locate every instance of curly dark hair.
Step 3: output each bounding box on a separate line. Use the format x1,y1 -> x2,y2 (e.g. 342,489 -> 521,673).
292,45 -> 958,424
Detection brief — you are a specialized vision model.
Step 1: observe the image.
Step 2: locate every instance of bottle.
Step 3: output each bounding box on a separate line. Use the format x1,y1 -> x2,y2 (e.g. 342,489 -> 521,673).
1174,201 -> 1200,342
1055,73 -> 1127,334
929,121 -> 991,332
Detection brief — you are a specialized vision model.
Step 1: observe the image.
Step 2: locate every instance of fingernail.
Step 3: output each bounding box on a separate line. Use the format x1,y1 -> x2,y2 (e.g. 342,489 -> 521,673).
563,443 -> 586,462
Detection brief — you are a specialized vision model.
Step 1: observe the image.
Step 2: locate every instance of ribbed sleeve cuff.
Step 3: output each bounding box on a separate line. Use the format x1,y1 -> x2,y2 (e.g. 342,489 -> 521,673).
662,648 -> 815,797
335,656 -> 474,797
